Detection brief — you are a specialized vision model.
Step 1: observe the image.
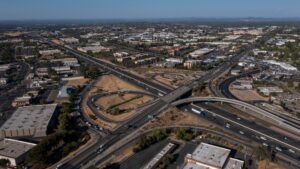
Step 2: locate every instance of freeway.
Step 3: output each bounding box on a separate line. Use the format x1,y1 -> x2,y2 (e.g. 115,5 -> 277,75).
46,38 -> 300,168
218,70 -> 300,127
51,43 -> 173,96
60,99 -> 168,169
182,103 -> 300,167
46,41 -> 254,168
171,97 -> 300,136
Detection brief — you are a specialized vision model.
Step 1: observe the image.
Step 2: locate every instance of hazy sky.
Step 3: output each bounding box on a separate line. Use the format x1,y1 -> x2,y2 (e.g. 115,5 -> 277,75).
1,0 -> 300,20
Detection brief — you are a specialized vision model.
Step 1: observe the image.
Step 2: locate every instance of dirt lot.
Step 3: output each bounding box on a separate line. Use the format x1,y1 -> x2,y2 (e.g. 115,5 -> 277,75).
93,75 -> 145,92
94,93 -> 153,122
118,95 -> 152,110
82,91 -> 117,130
96,94 -> 137,110
142,108 -> 213,131
84,75 -> 154,123
110,145 -> 135,164
65,78 -> 90,87
257,160 -> 286,169
96,93 -> 152,110
230,88 -> 268,101
133,67 -> 204,87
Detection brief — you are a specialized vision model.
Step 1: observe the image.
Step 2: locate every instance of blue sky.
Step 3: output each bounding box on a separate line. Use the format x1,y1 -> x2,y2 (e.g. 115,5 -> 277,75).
0,0 -> 300,20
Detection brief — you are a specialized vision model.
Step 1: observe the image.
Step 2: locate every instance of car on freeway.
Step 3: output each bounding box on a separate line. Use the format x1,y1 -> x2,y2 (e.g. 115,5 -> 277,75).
288,149 -> 295,154
275,146 -> 282,152
260,136 -> 267,141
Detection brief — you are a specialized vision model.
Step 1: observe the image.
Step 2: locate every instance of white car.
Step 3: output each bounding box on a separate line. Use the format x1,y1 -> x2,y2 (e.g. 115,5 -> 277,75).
260,136 -> 267,141
275,147 -> 282,152
288,149 -> 295,153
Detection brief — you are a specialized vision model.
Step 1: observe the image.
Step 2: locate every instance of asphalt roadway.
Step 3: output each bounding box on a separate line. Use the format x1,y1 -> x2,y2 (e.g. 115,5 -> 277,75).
218,70 -> 300,127
87,90 -> 158,123
181,102 -> 300,167
46,39 -> 300,168
51,43 -> 254,169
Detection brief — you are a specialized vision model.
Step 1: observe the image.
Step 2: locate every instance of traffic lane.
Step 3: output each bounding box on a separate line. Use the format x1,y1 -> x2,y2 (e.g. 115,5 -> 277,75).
61,100 -> 168,169
184,103 -> 300,159
62,46 -> 172,95
196,103 -> 300,148
218,71 -> 300,127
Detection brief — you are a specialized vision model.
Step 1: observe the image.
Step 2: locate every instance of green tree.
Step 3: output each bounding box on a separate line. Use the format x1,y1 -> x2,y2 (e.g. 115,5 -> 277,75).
0,159 -> 10,167
61,102 -> 72,114
175,128 -> 193,141
58,113 -> 72,131
253,146 -> 268,161
287,79 -> 294,88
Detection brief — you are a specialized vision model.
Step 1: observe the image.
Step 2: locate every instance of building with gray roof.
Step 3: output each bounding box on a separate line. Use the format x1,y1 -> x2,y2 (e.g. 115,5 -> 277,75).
183,142 -> 244,169
0,138 -> 36,166
0,104 -> 57,138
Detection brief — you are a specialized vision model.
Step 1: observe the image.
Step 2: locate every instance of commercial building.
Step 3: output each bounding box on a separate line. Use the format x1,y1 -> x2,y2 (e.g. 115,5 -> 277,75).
113,52 -> 129,58
60,37 -> 79,44
77,46 -> 111,53
11,96 -> 31,107
0,104 -> 58,138
184,60 -> 202,69
39,49 -> 62,56
0,78 -> 7,85
133,57 -> 157,65
0,138 -> 36,166
36,67 -> 49,77
51,66 -> 74,74
142,143 -> 175,169
0,64 -> 11,72
57,86 -> 74,99
189,48 -> 214,58
257,86 -> 283,96
262,60 -> 297,71
51,58 -> 79,67
183,143 -> 244,169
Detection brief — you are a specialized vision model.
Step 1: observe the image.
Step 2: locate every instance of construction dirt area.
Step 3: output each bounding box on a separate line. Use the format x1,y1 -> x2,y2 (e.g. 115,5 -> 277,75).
141,107 -> 214,132
96,93 -> 152,110
257,160 -> 286,169
93,75 -> 146,92
65,78 -> 90,87
133,67 -> 204,87
94,93 -> 153,122
230,88 -> 268,102
82,75 -> 154,128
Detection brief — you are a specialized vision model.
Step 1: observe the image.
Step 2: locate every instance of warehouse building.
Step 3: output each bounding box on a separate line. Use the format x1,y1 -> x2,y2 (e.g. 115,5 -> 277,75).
0,104 -> 58,138
142,143 -> 175,169
183,143 -> 244,169
0,138 -> 36,166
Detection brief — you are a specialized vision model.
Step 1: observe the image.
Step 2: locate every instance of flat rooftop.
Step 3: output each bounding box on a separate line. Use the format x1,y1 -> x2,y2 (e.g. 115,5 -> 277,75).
0,104 -> 57,132
182,163 -> 207,169
143,143 -> 175,169
189,143 -> 231,168
224,158 -> 244,169
0,138 -> 36,158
